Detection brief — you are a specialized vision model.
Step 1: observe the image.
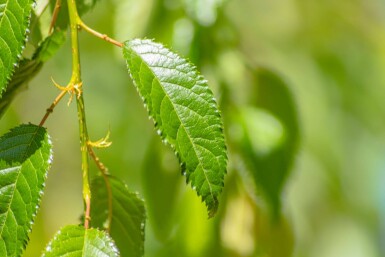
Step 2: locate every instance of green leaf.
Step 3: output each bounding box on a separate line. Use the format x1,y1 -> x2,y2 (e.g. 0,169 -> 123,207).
0,124 -> 52,256
42,225 -> 119,257
235,68 -> 300,217
0,0 -> 34,98
33,29 -> 66,62
0,30 -> 66,118
123,39 -> 227,217
90,176 -> 145,257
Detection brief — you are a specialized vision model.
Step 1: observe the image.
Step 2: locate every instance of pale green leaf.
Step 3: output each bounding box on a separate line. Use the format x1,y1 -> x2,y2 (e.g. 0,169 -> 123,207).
0,124 -> 52,256
0,30 -> 66,118
42,225 -> 119,257
90,176 -> 145,257
0,0 -> 34,97
123,39 -> 227,217
183,0 -> 224,26
0,59 -> 41,118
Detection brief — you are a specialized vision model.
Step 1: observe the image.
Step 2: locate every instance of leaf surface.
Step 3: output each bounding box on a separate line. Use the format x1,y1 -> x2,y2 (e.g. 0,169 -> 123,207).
0,0 -> 34,97
42,225 -> 119,257
0,124 -> 52,256
90,176 -> 145,257
123,39 -> 227,217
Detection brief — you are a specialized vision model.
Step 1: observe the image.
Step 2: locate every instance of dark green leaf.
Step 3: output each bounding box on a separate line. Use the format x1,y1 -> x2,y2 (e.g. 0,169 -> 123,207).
0,124 -> 52,256
123,39 -> 227,217
41,225 -> 119,257
0,30 -> 66,118
236,68 -> 300,217
0,0 -> 34,97
255,68 -> 300,147
90,176 -> 145,257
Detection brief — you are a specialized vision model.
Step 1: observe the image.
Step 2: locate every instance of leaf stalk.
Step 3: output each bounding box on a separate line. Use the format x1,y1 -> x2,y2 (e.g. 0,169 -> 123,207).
78,21 -> 123,48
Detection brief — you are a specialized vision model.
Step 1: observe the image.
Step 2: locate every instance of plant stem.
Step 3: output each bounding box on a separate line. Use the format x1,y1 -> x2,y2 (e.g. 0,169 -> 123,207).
39,90 -> 67,126
79,21 -> 123,47
49,0 -> 62,34
67,0 -> 91,229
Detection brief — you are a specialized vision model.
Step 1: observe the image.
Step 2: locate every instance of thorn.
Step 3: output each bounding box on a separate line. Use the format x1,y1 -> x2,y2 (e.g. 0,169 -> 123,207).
51,77 -> 83,105
88,130 -> 112,148
51,77 -> 67,91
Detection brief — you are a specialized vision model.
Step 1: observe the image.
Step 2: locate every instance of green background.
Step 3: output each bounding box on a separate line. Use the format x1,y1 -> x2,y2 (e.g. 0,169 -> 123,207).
0,0 -> 383,256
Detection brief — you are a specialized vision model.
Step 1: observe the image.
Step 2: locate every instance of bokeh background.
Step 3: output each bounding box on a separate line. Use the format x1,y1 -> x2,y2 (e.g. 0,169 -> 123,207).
0,0 -> 383,256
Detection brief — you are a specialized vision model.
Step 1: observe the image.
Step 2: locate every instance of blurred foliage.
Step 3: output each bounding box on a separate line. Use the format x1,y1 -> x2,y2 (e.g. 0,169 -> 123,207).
0,0 -> 383,256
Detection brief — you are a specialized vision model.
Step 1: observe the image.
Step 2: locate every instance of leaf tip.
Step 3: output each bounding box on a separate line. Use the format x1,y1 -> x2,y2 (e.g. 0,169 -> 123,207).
207,197 -> 219,218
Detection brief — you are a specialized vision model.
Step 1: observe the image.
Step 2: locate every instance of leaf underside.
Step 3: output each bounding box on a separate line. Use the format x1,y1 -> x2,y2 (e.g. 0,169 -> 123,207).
0,30 -> 66,118
0,124 -> 52,256
0,0 -> 34,97
90,176 -> 146,257
42,225 -> 119,257
123,39 -> 227,217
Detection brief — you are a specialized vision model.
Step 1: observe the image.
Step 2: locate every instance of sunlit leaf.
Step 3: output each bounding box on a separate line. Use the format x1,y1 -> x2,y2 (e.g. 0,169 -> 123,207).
41,225 -> 119,257
90,176 -> 145,257
0,124 -> 52,256
123,39 -> 227,217
0,0 -> 34,97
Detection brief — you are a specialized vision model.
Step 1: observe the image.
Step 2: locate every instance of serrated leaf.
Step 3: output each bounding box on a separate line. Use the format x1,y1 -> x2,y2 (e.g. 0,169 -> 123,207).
0,124 -> 52,256
90,176 -> 145,257
123,39 -> 227,217
42,225 -> 119,257
0,0 -> 34,98
236,68 -> 300,217
0,30 -> 66,118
